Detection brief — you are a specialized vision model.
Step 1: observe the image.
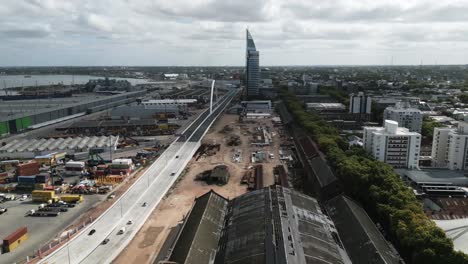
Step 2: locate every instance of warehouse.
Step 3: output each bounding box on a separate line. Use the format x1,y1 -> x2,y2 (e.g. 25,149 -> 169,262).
0,136 -> 118,159
326,195 -> 403,264
57,120 -> 179,136
0,91 -> 145,136
157,186 -> 350,264
110,104 -> 185,120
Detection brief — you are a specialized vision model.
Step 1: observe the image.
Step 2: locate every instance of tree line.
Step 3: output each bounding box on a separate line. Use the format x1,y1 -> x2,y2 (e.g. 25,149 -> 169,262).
281,89 -> 468,264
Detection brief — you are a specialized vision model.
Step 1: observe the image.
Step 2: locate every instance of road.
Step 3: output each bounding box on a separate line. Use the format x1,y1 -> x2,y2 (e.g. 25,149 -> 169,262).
38,89 -> 236,264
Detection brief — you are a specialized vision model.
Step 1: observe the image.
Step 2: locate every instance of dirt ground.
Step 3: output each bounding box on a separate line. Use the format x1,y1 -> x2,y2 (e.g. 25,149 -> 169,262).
113,113 -> 284,264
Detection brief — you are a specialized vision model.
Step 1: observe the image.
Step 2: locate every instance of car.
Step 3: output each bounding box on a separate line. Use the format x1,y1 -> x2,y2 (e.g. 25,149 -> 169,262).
0,207 -> 7,215
118,227 -> 126,235
102,238 -> 109,245
88,229 -> 96,236
142,202 -> 147,207
175,155 -> 179,158
127,220 -> 133,225
108,194 -> 116,199
170,172 -> 176,176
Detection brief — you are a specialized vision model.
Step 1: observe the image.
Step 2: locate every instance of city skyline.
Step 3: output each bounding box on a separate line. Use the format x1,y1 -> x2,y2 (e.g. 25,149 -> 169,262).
2,0 -> 468,66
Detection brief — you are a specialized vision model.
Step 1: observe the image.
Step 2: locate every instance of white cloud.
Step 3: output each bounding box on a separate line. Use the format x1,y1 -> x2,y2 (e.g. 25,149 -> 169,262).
1,0 -> 468,65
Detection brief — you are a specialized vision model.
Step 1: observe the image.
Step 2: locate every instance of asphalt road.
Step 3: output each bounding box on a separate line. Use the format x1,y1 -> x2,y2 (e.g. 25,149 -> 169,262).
38,89 -> 236,264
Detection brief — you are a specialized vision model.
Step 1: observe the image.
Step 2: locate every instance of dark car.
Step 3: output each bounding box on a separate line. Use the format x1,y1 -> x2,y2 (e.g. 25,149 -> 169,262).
175,155 -> 179,158
88,229 -> 96,236
102,238 -> 109,245
170,172 -> 176,176
142,202 -> 147,207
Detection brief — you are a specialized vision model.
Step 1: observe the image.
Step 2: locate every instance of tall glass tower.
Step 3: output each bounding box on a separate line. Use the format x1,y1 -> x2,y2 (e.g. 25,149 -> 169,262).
246,29 -> 260,98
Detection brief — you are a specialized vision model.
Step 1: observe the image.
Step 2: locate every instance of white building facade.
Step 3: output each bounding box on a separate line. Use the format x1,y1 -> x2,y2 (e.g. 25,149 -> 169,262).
349,92 -> 372,114
432,122 -> 468,170
364,120 -> 421,169
383,102 -> 422,133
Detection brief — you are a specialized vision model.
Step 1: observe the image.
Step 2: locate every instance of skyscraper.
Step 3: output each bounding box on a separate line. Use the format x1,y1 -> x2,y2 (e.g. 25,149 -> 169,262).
246,29 -> 259,98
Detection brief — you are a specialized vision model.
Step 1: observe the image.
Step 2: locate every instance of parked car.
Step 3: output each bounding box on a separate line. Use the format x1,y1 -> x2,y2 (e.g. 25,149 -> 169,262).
127,220 -> 133,225
102,238 -> 109,245
0,207 -> 7,215
170,172 -> 176,176
88,229 -> 96,236
142,202 -> 147,207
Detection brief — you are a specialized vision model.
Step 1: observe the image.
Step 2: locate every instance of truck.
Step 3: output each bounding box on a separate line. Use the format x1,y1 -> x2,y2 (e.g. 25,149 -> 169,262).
60,195 -> 83,203
27,209 -> 60,217
38,207 -> 68,212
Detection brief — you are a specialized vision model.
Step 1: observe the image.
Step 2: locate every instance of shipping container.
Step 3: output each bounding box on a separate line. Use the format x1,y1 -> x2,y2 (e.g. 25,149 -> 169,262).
2,226 -> 28,252
60,195 -> 83,203
18,176 -> 36,184
32,190 -> 56,202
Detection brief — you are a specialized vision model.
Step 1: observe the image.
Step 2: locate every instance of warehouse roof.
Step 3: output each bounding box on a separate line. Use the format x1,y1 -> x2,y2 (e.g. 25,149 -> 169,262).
166,190 -> 228,264
0,136 -> 118,153
326,195 -> 403,264
396,169 -> 468,186
159,186 -> 349,264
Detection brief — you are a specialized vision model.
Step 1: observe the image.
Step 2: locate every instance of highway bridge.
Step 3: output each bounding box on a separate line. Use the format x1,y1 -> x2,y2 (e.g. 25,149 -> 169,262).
38,88 -> 237,264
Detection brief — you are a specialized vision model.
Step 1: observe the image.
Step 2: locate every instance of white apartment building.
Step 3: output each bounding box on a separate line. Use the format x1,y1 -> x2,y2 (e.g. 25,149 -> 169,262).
349,92 -> 372,114
432,122 -> 468,170
363,120 -> 421,169
383,102 -> 422,133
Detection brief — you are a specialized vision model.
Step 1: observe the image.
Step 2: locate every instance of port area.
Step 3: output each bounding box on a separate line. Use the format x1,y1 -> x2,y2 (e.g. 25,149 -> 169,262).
0,108 -> 204,264
114,110 -> 289,264
0,194 -> 105,263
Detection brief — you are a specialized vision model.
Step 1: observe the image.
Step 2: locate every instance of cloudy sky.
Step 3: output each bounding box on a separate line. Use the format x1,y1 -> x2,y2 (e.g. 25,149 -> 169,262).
2,0 -> 468,66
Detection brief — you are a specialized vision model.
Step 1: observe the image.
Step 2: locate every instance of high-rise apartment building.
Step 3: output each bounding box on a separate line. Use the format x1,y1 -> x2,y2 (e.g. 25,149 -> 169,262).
383,102 -> 422,133
349,92 -> 372,114
432,122 -> 468,170
363,120 -> 421,169
246,29 -> 259,98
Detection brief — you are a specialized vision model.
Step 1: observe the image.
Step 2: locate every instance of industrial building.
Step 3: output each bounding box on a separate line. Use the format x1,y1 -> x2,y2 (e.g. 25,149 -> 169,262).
294,135 -> 342,201
0,136 -> 118,159
157,186 -> 350,264
363,120 -> 421,169
56,120 -> 179,136
326,195 -> 403,264
0,91 -> 146,137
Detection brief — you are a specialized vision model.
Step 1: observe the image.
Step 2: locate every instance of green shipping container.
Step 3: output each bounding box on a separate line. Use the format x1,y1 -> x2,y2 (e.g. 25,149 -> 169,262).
0,122 -> 9,136
15,117 -> 32,131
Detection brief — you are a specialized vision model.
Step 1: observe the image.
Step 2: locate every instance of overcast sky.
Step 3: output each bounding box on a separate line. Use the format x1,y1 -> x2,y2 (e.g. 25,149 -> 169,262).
2,0 -> 468,66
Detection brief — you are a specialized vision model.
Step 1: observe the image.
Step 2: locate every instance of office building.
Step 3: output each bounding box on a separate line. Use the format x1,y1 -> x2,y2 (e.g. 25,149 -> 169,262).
349,92 -> 372,114
432,122 -> 468,170
246,29 -> 260,98
363,120 -> 421,169
383,102 -> 422,133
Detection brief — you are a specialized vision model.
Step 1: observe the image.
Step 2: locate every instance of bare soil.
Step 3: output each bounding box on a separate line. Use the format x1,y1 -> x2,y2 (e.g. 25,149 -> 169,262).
113,113 -> 284,264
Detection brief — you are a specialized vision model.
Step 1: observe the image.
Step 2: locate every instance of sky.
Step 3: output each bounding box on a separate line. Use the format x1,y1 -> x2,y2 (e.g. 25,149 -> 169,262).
2,0 -> 468,66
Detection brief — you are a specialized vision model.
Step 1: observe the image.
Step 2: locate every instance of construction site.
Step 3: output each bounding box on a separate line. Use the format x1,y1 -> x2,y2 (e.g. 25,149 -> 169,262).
114,100 -> 296,264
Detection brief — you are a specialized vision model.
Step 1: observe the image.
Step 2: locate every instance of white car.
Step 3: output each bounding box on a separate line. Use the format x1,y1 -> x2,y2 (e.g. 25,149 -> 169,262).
127,220 -> 133,225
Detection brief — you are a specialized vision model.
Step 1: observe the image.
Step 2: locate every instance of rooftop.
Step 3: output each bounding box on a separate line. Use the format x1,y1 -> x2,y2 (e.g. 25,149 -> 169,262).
326,195 -> 403,264
396,169 -> 468,186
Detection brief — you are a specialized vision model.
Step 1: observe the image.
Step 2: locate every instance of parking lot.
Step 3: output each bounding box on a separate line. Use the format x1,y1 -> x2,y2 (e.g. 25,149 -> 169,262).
0,194 -> 106,263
